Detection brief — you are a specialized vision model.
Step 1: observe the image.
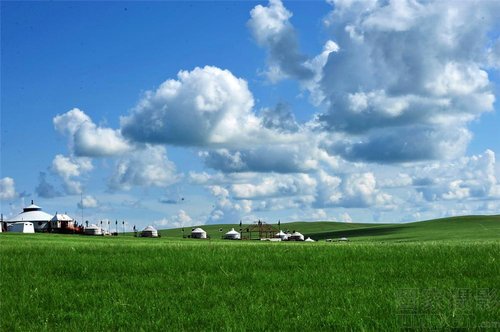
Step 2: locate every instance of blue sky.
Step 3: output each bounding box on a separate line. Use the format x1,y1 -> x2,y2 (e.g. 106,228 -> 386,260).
1,0 -> 499,229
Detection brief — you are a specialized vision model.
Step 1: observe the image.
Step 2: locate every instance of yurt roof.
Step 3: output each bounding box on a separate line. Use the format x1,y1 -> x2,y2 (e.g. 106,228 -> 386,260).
192,227 -> 206,233
24,204 -> 42,211
305,237 -> 315,242
291,231 -> 303,236
8,210 -> 52,222
225,228 -> 240,235
51,213 -> 73,222
143,225 -> 157,232
276,230 -> 286,236
86,224 -> 100,229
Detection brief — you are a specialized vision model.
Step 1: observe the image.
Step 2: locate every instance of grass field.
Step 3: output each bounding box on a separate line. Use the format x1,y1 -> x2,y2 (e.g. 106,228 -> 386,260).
1,216 -> 499,331
160,214 -> 500,242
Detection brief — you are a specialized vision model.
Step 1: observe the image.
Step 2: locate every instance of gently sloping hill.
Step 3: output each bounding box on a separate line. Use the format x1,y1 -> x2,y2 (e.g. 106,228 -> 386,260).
303,215 -> 500,242
157,215 -> 500,242
157,221 -> 385,239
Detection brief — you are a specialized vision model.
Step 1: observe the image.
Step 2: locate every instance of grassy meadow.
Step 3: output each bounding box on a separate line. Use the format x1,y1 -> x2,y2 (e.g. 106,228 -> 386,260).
1,216 -> 499,331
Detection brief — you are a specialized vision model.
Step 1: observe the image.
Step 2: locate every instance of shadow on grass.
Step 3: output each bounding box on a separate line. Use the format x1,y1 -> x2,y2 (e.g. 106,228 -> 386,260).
305,225 -> 405,240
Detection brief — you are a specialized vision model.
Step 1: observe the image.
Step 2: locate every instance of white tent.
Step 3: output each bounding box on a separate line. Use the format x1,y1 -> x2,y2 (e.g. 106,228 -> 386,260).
84,224 -> 102,236
192,227 -> 207,239
141,225 -> 158,238
224,228 -> 240,240
275,230 -> 289,240
8,201 -> 52,232
305,237 -> 315,242
289,231 -> 304,241
9,222 -> 35,233
339,237 -> 349,242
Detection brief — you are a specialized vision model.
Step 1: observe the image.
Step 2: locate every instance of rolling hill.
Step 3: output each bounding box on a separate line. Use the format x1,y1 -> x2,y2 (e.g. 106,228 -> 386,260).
158,214 -> 500,242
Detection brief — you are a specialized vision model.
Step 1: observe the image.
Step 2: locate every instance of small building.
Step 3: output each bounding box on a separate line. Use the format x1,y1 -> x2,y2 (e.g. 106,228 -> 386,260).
224,228 -> 240,240
191,227 -> 207,239
9,222 -> 35,233
50,213 -> 75,230
141,225 -> 158,238
289,231 -> 304,241
7,201 -> 52,232
275,230 -> 289,240
84,224 -> 102,236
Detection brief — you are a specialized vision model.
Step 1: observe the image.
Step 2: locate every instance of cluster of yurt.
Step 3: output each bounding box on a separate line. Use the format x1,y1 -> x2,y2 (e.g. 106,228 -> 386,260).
191,227 -> 207,239
141,225 -> 159,238
84,224 -> 102,236
274,230 -> 307,241
224,228 -> 240,240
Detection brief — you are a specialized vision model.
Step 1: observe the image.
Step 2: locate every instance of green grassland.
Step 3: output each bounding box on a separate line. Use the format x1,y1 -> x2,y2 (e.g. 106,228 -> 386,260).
160,214 -> 500,242
1,216 -> 499,331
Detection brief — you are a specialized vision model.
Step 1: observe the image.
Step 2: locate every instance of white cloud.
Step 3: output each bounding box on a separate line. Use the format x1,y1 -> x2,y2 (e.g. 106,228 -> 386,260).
0,177 -> 17,200
315,171 -> 394,209
231,174 -> 316,200
51,154 -> 93,195
416,149 -> 500,201
121,66 -> 287,148
314,0 -> 499,163
339,212 -> 353,223
206,184 -> 255,224
155,209 -> 194,229
248,0 -> 314,82
487,38 -> 500,69
77,195 -> 99,209
201,144 -> 318,174
35,172 -> 61,198
54,108 -> 131,157
108,145 -> 180,191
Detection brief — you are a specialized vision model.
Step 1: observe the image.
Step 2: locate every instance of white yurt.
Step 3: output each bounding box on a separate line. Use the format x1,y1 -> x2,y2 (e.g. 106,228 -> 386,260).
224,228 -> 240,240
9,222 -> 35,233
289,231 -> 305,241
275,230 -> 289,240
50,213 -> 75,230
191,227 -> 207,239
8,201 -> 52,232
141,225 -> 159,238
305,237 -> 315,242
84,224 -> 102,236
339,237 -> 349,242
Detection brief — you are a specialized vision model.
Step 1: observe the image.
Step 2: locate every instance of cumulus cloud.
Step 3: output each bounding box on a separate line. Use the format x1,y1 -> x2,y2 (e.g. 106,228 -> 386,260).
121,66 -> 291,148
339,212 -> 353,223
201,144 -> 318,174
54,108 -> 131,157
77,195 -> 99,209
231,174 -> 316,200
0,177 -> 17,200
205,185 -> 254,224
51,155 -> 93,195
487,38 -> 500,69
108,145 -> 180,191
313,0 -> 499,163
261,103 -> 299,133
315,171 -> 394,209
416,150 -> 500,201
155,210 -> 194,229
35,172 -> 61,198
248,0 -> 315,82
